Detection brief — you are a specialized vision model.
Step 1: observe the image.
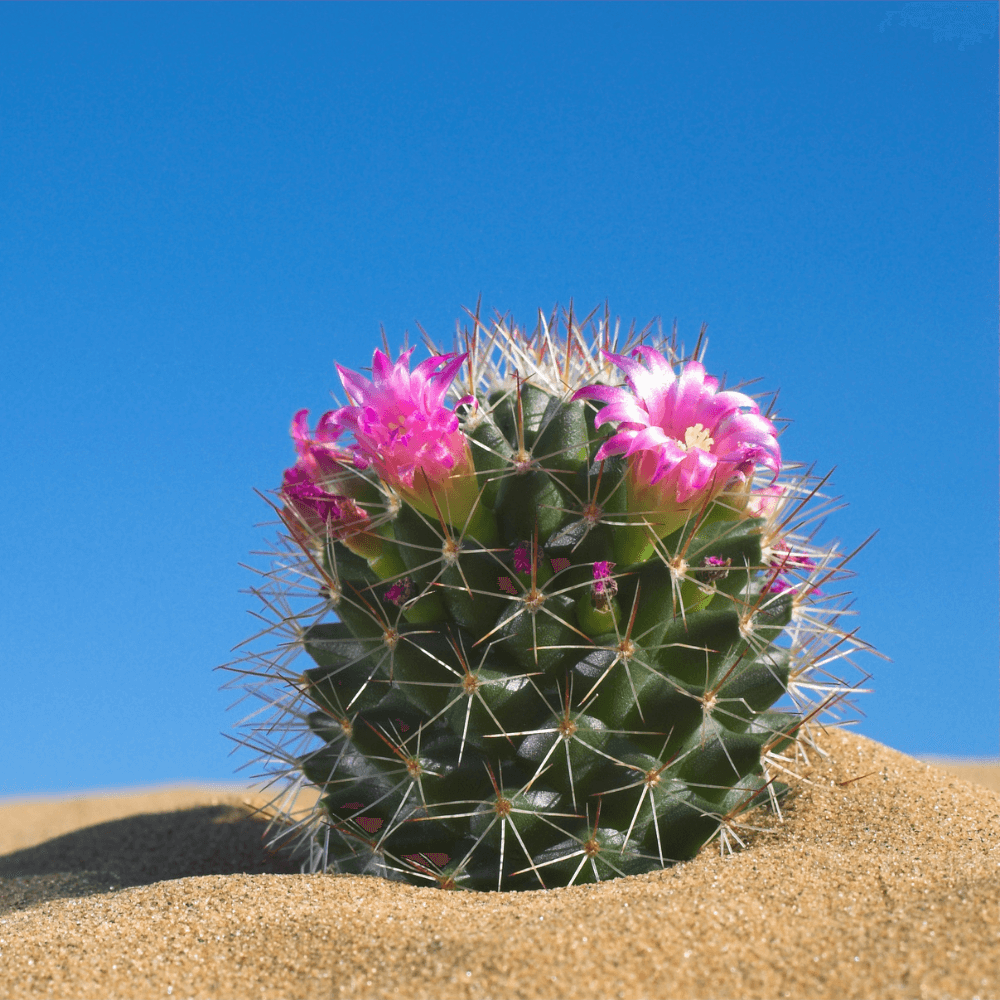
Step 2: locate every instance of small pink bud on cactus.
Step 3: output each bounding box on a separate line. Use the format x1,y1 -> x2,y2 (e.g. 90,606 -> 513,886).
512,543 -> 531,574
384,577 -> 416,607
701,555 -> 732,583
575,348 -> 781,542
576,559 -> 621,633
329,349 -> 480,528
766,542 -> 823,597
591,560 -> 618,611
742,485 -> 824,596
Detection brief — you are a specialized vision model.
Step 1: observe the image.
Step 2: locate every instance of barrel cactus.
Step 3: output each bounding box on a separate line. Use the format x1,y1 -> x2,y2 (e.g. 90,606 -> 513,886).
226,306 -> 874,891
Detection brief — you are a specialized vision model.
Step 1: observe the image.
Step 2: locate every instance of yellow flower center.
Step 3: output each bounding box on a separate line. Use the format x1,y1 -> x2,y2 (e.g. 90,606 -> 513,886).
681,423 -> 714,452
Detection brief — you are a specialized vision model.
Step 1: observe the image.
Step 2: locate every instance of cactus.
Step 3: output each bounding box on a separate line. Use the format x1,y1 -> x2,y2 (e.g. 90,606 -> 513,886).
225,306 -> 875,891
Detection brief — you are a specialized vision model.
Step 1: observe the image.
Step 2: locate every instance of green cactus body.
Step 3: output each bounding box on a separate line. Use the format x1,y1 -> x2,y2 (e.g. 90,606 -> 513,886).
227,308 -> 875,891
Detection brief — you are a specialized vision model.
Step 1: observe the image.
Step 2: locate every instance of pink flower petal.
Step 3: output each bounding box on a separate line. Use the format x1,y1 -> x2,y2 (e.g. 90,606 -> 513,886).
336,363 -> 376,406
594,430 -> 642,462
625,425 -> 674,457
603,350 -> 665,405
630,345 -> 675,380
675,448 -> 719,503
574,383 -> 627,405
591,398 -> 649,429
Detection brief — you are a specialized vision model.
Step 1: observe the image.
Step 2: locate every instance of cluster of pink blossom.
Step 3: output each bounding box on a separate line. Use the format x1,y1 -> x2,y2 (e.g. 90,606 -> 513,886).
282,342 -> 786,569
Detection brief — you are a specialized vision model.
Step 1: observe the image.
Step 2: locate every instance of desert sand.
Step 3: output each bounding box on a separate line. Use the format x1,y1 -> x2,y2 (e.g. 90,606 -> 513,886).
1,729 -> 998,1000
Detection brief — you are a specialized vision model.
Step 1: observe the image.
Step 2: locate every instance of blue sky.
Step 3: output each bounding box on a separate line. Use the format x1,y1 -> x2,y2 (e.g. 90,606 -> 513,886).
2,2 -> 996,796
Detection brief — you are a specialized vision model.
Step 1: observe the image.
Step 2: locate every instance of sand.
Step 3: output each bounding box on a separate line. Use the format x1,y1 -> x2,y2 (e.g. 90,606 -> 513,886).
1,730 -> 998,1000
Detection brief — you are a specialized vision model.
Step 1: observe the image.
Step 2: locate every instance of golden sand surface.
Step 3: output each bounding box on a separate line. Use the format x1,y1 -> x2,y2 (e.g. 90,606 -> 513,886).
916,759 -> 1000,795
1,730 -> 998,1000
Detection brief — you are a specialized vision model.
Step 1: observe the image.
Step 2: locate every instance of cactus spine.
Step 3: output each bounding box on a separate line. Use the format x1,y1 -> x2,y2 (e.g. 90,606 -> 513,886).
225,307 -> 874,891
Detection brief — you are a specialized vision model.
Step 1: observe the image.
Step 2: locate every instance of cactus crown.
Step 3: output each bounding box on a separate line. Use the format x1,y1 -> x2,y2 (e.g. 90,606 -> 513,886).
224,306 -> 875,891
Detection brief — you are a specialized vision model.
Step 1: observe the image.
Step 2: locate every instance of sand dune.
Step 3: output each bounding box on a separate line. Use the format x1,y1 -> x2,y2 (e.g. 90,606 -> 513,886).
1,730 -> 998,1000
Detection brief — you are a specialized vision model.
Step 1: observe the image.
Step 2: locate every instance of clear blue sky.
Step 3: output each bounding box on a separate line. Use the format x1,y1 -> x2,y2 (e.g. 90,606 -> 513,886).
2,2 -> 996,796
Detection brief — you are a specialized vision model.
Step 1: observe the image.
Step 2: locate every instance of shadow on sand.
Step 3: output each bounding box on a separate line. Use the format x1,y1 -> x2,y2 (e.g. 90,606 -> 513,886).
0,803 -> 302,912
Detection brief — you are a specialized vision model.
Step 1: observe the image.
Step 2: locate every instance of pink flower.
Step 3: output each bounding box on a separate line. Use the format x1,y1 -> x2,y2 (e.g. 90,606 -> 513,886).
290,409 -> 353,485
575,348 -> 781,537
328,349 -> 479,525
285,409 -> 378,505
281,463 -> 380,558
281,411 -> 382,558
